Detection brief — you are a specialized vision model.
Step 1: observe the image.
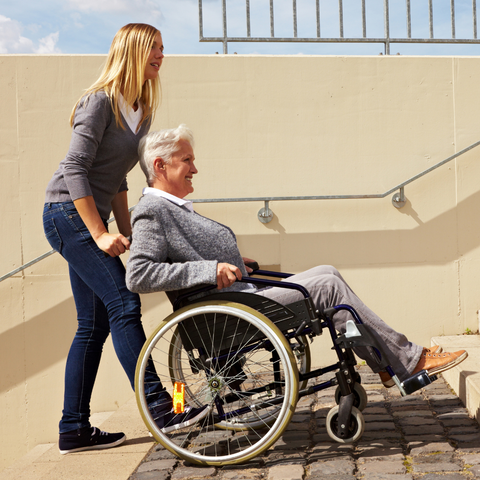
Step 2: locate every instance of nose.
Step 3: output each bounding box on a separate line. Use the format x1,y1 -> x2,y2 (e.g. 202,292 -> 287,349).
191,162 -> 198,174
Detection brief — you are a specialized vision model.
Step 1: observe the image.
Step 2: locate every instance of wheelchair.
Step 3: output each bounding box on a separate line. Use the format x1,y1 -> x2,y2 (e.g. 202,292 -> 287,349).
134,265 -> 438,466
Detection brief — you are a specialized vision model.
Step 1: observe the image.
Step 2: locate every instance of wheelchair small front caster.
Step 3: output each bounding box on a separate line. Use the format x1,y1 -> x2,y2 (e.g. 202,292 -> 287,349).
326,405 -> 365,444
334,383 -> 368,412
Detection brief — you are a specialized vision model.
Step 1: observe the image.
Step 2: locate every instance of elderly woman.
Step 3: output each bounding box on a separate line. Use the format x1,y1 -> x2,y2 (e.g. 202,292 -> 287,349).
126,125 -> 467,395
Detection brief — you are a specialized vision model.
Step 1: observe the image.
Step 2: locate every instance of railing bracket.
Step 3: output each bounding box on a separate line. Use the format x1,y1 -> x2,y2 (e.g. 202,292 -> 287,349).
258,201 -> 274,223
392,187 -> 406,208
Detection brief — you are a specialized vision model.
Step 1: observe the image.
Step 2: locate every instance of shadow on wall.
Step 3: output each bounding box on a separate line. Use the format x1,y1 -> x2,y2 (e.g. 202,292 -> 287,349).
256,189 -> 480,269
0,288 -> 168,396
2,188 -> 480,395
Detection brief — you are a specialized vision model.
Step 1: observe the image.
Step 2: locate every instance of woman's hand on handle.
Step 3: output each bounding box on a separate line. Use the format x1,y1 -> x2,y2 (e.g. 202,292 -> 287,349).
96,232 -> 131,257
74,195 -> 131,258
216,263 -> 242,290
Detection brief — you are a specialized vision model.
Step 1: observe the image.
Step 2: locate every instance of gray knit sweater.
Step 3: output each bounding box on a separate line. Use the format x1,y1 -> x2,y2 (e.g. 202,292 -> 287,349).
126,194 -> 255,298
45,91 -> 150,219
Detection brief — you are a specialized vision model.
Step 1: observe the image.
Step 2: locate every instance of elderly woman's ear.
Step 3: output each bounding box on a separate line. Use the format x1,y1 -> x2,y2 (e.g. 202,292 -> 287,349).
153,157 -> 165,172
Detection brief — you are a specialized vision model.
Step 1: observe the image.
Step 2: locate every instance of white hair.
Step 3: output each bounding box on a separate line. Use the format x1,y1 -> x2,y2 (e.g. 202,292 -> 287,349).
138,124 -> 195,186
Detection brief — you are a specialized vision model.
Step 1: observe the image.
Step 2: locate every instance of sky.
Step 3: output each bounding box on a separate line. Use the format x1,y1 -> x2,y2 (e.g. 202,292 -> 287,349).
1,0 -> 480,56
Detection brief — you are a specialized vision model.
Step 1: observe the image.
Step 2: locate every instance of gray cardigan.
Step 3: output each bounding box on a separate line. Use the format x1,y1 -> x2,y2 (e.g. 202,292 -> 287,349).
126,194 -> 255,299
45,91 -> 150,219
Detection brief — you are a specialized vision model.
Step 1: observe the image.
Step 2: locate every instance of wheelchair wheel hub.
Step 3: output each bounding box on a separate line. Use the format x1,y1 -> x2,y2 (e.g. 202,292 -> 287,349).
209,377 -> 224,392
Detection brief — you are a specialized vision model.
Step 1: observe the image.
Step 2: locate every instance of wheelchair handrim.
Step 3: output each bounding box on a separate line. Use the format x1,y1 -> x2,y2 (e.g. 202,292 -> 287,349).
135,301 -> 299,465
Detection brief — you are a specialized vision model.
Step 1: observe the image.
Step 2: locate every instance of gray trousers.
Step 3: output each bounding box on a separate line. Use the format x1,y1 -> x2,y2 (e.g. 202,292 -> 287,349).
255,265 -> 423,381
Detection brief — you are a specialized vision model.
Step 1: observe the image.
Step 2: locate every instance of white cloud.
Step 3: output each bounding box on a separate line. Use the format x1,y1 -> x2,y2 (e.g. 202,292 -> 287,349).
0,15 -> 60,54
0,15 -> 35,53
35,32 -> 61,54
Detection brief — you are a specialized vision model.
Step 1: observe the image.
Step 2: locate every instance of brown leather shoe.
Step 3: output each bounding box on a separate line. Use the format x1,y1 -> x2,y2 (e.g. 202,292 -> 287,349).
412,347 -> 468,376
379,346 -> 443,387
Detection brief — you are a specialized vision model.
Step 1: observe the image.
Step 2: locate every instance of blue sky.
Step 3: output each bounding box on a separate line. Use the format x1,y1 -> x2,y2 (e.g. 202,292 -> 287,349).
1,0 -> 480,56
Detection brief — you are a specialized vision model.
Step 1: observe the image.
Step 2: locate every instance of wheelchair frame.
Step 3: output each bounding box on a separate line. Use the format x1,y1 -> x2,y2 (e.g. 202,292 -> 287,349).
135,267 -> 437,466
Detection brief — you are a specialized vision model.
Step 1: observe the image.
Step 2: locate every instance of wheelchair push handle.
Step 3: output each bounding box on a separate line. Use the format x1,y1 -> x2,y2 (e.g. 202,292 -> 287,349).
244,261 -> 260,272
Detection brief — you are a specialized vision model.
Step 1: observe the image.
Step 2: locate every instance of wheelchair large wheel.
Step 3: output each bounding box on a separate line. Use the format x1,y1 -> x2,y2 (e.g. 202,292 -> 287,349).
168,332 -> 310,408
135,300 -> 299,466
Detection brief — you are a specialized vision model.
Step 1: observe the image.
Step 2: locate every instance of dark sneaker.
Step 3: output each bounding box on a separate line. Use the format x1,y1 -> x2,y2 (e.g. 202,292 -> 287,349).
59,426 -> 126,454
155,405 -> 211,433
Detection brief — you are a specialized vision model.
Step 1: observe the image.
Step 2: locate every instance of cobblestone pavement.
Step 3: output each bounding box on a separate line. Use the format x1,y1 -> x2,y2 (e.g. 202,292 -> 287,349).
129,366 -> 480,480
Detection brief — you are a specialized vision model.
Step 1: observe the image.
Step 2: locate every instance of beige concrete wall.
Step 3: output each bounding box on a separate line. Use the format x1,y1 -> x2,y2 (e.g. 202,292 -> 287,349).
1,53 -> 480,470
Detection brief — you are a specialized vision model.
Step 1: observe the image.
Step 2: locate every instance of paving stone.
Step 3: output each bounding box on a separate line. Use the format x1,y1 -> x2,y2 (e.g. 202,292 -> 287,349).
171,466 -> 216,479
441,418 -> 476,427
285,421 -> 311,431
357,460 -> 407,475
357,440 -> 399,449
413,453 -> 455,463
468,465 -> 480,477
136,459 -> 177,473
392,410 -> 434,418
290,414 -> 311,423
389,397 -> 428,407
220,471 -> 263,480
132,472 -> 171,480
428,395 -> 463,406
449,433 -> 480,443
148,447 -> 178,460
357,475 -> 413,480
418,474 -> 466,480
308,459 -> 355,476
401,424 -> 444,435
363,406 -> 389,415
397,416 -> 438,426
437,411 -> 471,421
457,441 -> 480,453
449,426 -> 480,435
364,421 -> 396,431
408,441 -> 455,455
357,452 -> 404,463
265,451 -> 306,467
460,453 -> 480,465
314,407 -> 330,418
411,462 -> 462,473
404,434 -> 446,444
312,433 -> 335,443
308,476 -> 355,480
270,436 -> 310,450
309,445 -> 354,462
363,414 -> 392,422
361,430 -> 402,441
266,464 -> 304,480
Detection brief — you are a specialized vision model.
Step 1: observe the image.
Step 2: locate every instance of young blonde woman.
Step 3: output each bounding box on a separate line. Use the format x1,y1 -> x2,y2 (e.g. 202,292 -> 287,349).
43,23 -> 207,455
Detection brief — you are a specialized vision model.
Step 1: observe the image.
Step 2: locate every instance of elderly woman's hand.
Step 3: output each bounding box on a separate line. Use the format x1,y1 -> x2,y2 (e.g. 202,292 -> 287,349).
216,263 -> 242,290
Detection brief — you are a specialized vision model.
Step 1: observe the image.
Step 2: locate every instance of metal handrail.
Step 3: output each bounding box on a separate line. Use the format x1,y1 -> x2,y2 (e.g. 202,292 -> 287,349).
199,0 -> 480,55
2,139 -> 480,283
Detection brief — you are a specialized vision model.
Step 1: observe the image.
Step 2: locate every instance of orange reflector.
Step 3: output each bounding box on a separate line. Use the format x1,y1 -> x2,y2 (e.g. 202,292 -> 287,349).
173,382 -> 185,414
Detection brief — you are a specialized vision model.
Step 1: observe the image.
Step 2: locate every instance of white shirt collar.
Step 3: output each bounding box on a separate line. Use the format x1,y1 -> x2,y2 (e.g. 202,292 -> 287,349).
143,187 -> 194,212
118,93 -> 143,134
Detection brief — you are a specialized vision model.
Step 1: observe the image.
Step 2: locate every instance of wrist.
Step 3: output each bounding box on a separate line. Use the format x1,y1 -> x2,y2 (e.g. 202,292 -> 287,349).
92,229 -> 108,242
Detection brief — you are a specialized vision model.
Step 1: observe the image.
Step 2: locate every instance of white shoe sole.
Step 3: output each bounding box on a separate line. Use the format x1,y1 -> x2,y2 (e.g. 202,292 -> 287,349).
59,434 -> 126,454
427,351 -> 468,376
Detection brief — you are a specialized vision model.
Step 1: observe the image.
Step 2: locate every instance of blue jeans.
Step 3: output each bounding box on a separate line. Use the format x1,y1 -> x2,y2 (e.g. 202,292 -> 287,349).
43,202 -> 168,433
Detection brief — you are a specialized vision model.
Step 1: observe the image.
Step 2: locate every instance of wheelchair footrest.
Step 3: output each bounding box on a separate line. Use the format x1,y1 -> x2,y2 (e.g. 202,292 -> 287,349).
401,369 -> 438,395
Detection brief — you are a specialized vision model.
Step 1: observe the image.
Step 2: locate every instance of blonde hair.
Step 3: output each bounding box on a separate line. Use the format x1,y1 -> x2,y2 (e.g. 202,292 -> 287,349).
70,23 -> 162,131
139,125 -> 195,186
